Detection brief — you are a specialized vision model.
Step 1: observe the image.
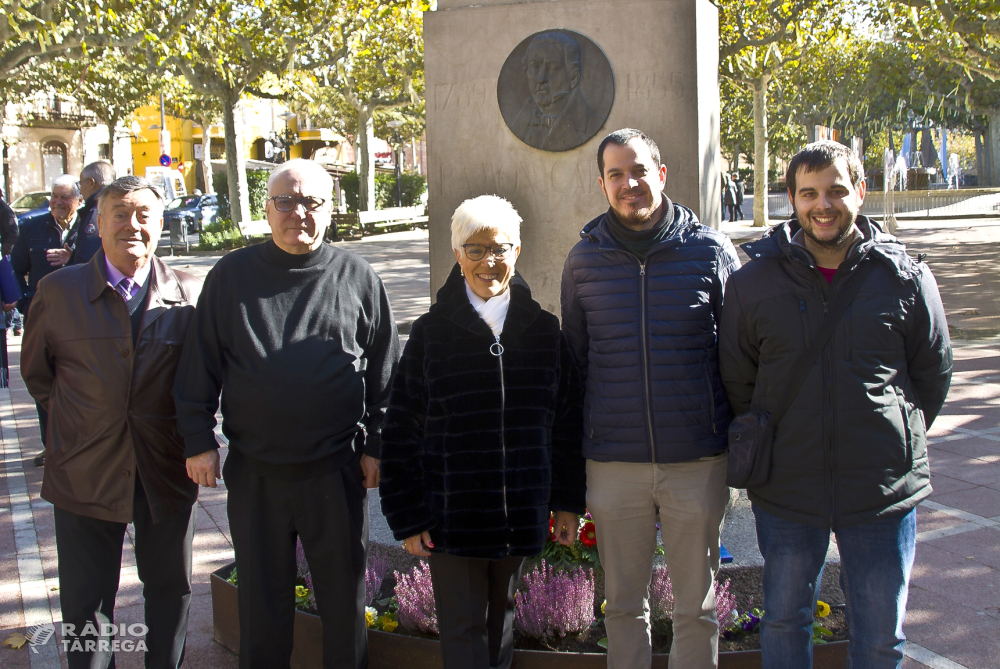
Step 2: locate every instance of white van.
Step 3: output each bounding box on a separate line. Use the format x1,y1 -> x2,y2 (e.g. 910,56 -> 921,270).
145,167 -> 188,201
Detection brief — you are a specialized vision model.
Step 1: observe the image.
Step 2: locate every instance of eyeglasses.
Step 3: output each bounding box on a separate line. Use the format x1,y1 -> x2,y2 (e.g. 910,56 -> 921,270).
269,195 -> 327,212
462,243 -> 514,261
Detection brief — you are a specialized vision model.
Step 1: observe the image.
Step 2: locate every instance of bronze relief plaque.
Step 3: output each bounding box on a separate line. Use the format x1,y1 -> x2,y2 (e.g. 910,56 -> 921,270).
497,30 -> 614,153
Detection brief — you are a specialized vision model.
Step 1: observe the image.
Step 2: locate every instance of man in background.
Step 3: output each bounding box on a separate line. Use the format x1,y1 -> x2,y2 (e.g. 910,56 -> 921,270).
11,173 -> 81,467
47,160 -> 115,267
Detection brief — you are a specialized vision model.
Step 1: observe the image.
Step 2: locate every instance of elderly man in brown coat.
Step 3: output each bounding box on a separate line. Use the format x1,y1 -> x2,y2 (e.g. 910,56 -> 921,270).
22,176 -> 202,669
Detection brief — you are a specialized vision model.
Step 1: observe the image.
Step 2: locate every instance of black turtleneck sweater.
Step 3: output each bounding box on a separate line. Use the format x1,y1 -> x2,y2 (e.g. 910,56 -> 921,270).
174,240 -> 400,476
605,194 -> 676,260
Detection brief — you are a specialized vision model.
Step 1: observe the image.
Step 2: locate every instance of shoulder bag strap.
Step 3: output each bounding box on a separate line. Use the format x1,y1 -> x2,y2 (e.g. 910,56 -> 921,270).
765,257 -> 877,429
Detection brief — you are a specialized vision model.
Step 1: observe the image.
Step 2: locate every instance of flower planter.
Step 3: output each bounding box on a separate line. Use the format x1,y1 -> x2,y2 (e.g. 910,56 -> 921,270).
211,564 -> 847,668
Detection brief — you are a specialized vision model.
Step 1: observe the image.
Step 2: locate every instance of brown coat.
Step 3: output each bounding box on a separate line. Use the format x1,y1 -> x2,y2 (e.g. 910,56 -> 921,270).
22,251 -> 202,524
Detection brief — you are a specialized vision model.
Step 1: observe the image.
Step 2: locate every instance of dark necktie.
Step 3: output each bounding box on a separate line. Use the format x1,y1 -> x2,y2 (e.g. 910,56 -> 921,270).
115,277 -> 133,302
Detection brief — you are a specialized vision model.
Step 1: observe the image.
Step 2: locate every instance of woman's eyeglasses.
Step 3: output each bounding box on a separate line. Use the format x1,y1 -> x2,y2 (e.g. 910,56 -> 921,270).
268,195 -> 327,212
461,243 -> 514,261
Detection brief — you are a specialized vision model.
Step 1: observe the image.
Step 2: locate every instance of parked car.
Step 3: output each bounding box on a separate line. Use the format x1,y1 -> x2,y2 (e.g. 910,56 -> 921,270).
10,191 -> 50,219
163,194 -> 219,233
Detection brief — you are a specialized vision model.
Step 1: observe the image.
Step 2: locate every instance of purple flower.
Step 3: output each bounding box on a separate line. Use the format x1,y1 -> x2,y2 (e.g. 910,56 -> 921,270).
366,549 -> 388,606
650,566 -> 738,631
514,560 -> 595,639
295,538 -> 313,593
395,562 -> 438,634
715,579 -> 737,629
649,565 -> 675,622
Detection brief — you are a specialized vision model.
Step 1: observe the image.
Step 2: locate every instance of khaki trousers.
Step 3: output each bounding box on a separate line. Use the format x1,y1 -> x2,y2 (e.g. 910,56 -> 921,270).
586,455 -> 730,669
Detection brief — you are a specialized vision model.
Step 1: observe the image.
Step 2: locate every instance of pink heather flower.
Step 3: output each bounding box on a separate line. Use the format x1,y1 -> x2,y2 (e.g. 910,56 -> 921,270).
395,562 -> 438,634
650,566 -> 735,629
715,578 -> 738,629
649,564 -> 675,623
514,560 -> 595,639
295,537 -> 313,593
366,549 -> 389,606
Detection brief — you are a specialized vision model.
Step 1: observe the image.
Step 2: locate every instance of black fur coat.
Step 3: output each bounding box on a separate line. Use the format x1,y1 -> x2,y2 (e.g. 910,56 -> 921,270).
379,265 -> 586,559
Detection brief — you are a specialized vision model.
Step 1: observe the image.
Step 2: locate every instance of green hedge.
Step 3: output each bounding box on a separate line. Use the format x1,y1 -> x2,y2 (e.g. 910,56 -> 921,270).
212,168 -> 269,221
196,220 -> 246,251
340,171 -> 426,212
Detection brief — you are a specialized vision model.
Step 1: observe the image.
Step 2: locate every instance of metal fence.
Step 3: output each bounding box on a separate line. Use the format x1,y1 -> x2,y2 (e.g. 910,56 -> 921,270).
767,188 -> 1000,220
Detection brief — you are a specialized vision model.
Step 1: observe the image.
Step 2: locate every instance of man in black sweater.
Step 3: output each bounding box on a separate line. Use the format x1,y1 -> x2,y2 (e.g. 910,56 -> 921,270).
175,159 -> 399,669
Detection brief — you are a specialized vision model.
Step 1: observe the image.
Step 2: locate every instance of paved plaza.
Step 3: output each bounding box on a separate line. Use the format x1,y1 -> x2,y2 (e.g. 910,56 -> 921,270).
1,221 -> 997,668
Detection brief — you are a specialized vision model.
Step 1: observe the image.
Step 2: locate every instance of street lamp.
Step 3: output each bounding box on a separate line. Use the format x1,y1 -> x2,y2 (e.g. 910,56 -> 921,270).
387,120 -> 405,207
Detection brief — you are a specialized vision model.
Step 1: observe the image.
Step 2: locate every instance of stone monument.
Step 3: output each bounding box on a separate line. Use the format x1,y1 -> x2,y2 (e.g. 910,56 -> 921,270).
425,0 -> 722,314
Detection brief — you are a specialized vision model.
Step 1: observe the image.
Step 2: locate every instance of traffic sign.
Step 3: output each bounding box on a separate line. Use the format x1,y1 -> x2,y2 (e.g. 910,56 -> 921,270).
159,154 -> 171,167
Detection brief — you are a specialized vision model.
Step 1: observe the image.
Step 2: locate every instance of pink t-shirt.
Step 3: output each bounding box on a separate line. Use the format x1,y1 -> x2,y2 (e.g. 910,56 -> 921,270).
817,266 -> 837,284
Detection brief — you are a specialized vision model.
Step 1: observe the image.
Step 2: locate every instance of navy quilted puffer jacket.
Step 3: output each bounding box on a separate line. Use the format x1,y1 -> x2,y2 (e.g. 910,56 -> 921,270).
560,200 -> 741,463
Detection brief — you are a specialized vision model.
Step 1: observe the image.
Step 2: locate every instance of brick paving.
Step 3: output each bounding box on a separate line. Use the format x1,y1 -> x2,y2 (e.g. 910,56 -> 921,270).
1,223 -> 997,668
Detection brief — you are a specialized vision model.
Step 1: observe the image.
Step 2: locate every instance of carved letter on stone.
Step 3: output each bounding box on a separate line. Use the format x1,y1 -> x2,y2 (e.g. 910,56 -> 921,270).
497,30 -> 614,153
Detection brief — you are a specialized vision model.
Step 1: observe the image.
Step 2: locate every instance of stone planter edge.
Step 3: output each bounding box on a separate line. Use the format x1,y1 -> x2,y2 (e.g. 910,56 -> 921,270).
210,563 -> 847,669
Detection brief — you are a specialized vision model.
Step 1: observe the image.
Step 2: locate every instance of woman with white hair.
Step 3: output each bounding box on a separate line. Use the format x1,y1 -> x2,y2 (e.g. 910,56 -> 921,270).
379,195 -> 585,669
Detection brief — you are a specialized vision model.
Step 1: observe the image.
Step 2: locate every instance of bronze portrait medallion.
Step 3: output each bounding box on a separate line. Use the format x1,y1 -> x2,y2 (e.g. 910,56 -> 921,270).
497,30 -> 615,152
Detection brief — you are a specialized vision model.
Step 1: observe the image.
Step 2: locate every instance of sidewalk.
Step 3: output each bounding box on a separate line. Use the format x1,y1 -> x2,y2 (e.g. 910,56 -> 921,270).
0,222 -> 997,668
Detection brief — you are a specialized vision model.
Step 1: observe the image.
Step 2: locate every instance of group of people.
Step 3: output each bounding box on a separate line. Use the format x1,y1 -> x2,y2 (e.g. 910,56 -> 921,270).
19,128 -> 950,669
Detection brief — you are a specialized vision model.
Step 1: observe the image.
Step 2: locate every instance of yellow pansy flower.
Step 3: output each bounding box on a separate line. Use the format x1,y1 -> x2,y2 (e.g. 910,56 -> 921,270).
815,600 -> 831,618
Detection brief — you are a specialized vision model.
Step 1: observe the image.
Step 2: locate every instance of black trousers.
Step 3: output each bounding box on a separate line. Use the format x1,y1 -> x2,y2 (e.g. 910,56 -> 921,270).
53,477 -> 196,669
224,450 -> 369,669
36,401 -> 47,446
428,552 -> 524,669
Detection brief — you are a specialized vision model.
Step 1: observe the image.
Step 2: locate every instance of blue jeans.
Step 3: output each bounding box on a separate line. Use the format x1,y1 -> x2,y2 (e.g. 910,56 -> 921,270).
753,505 -> 916,669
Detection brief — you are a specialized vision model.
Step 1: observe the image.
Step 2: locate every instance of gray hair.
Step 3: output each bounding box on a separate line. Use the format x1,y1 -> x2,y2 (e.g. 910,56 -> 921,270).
267,159 -> 334,199
450,195 -> 522,252
51,174 -> 80,198
98,176 -> 165,211
81,161 -> 115,187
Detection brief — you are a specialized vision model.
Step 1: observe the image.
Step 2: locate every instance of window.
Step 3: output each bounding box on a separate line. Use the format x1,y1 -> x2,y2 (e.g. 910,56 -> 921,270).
41,141 -> 68,189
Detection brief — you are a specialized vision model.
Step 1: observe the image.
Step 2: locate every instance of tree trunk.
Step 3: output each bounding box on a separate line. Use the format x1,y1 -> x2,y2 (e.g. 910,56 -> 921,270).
200,116 -> 214,195
751,73 -> 771,227
988,112 -> 1000,187
975,130 -> 985,186
732,140 -> 740,173
222,93 -> 251,225
356,107 -> 376,211
104,113 -> 120,173
0,135 -> 6,201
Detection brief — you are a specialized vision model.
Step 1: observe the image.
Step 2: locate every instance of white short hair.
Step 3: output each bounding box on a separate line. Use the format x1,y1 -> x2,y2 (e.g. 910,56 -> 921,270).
450,195 -> 522,252
267,159 -> 334,199
51,174 -> 80,198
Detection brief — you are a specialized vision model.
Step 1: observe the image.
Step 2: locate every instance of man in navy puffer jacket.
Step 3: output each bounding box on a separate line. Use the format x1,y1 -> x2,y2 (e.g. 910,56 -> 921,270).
561,129 -> 740,669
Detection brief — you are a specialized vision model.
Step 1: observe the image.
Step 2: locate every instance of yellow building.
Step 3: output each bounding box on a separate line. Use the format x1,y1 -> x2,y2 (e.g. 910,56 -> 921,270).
130,97 -> 360,195
130,105 -> 198,191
